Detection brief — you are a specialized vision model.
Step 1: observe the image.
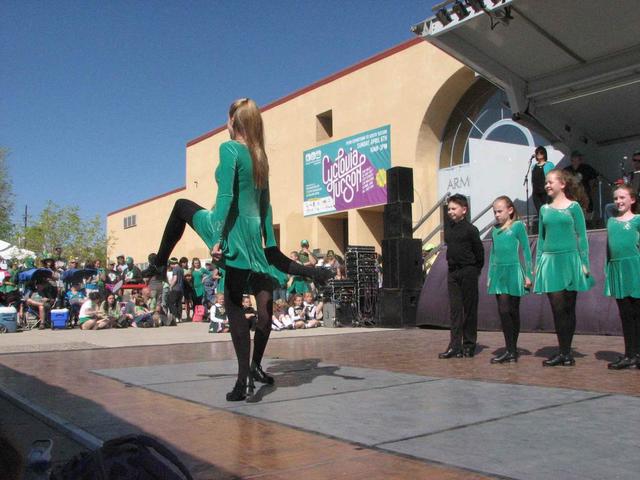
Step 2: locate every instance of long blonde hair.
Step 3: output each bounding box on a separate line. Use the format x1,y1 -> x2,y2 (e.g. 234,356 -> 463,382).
228,98 -> 269,189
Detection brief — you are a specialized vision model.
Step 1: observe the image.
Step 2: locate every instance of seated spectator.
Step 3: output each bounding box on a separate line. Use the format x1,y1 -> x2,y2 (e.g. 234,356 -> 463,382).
132,295 -> 155,328
79,292 -> 111,330
272,298 -> 292,331
123,257 -> 143,284
101,293 -> 128,328
288,293 -> 306,329
242,294 -> 257,331
26,278 -> 54,329
65,283 -> 86,327
152,304 -> 168,327
209,293 -> 228,333
141,286 -> 156,311
302,291 -> 321,328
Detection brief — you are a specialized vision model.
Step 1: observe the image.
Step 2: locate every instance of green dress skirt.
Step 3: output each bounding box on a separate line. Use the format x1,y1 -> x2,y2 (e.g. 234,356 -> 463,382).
487,221 -> 532,296
192,140 -> 279,291
533,202 -> 595,293
604,215 -> 640,299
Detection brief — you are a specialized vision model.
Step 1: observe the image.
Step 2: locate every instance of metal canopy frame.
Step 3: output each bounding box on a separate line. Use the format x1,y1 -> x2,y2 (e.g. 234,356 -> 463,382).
412,0 -> 640,149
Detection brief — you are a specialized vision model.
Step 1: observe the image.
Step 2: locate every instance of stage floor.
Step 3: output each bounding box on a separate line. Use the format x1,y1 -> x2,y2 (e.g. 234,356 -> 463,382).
95,359 -> 638,480
1,326 -> 639,479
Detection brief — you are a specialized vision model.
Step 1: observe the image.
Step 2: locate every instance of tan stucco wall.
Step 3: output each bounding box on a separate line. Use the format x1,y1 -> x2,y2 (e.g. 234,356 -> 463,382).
107,40 -> 473,262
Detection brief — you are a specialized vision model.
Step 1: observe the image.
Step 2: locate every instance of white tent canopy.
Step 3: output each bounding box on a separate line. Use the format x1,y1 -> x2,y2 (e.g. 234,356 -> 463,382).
0,240 -> 35,261
413,0 -> 640,150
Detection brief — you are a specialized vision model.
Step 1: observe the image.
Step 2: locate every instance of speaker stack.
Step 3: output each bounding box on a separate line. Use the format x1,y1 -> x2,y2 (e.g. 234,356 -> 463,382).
378,167 -> 423,327
345,245 -> 379,325
322,279 -> 356,327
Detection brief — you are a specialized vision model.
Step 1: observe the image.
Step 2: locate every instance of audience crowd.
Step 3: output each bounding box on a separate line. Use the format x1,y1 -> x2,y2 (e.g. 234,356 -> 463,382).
0,241 -> 386,333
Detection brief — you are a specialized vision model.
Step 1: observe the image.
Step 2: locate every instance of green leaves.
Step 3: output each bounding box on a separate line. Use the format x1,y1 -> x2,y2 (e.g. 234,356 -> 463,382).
21,201 -> 112,263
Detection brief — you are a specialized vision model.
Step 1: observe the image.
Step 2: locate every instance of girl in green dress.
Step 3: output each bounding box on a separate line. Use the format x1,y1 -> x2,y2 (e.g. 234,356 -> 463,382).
146,99 -> 333,400
534,169 -> 594,366
604,184 -> 640,370
487,196 -> 532,363
189,257 -> 208,306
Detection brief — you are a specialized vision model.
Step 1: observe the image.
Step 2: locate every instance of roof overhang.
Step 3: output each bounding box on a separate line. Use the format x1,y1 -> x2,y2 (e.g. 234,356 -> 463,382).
412,0 -> 640,148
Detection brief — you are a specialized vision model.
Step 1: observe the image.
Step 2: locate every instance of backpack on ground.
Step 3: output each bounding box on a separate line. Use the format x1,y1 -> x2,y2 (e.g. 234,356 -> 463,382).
49,434 -> 193,480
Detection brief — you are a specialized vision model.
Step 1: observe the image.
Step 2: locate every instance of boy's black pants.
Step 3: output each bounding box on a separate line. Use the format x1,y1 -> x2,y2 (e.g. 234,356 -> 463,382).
447,266 -> 480,350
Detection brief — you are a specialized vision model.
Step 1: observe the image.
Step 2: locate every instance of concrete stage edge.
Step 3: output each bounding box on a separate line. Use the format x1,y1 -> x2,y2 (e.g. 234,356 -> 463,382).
417,229 -> 622,335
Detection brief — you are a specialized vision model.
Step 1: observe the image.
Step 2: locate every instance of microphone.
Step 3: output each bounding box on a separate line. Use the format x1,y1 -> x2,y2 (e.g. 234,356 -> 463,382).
529,154 -> 535,160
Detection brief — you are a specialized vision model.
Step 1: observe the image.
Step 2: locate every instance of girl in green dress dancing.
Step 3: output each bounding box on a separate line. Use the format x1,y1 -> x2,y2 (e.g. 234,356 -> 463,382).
146,99 -> 332,400
487,196 -> 532,363
604,184 -> 640,370
534,169 -> 594,366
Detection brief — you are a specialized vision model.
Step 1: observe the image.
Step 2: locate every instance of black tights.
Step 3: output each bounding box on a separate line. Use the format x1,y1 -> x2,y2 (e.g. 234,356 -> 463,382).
225,267 -> 273,383
616,297 -> 640,358
156,199 -> 201,267
547,290 -> 577,355
155,199 -> 319,279
495,295 -> 521,353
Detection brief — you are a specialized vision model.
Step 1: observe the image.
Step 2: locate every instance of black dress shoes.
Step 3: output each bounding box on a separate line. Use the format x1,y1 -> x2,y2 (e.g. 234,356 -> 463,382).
607,356 -> 637,370
250,362 -> 275,385
438,348 -> 463,359
490,351 -> 518,364
542,353 -> 575,367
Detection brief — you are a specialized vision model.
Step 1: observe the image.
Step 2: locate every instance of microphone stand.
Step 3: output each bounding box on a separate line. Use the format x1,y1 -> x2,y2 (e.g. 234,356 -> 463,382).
523,155 -> 534,234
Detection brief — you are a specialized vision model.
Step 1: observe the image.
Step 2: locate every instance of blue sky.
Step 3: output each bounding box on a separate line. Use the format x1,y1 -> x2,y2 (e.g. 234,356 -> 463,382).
1,1 -> 440,227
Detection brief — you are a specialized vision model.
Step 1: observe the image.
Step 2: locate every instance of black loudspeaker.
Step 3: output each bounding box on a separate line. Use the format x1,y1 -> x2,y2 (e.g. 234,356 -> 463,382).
387,167 -> 414,203
377,288 -> 421,327
382,238 -> 422,289
383,202 -> 413,239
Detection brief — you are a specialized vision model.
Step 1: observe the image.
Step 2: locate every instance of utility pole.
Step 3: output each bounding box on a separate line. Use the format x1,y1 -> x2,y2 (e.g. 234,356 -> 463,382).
22,205 -> 27,248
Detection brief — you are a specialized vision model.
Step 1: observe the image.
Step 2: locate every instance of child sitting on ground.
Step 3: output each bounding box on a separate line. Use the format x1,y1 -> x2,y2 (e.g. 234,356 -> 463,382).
302,291 -> 321,328
79,292 -> 111,330
209,293 -> 229,333
288,294 -> 306,329
272,298 -> 292,330
65,283 -> 85,327
242,294 -> 257,331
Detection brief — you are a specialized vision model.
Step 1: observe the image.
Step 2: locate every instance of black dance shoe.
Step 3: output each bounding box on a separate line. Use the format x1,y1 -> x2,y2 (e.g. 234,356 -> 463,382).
250,362 -> 275,385
226,379 -> 248,401
607,356 -> 637,370
312,267 -> 335,287
637,354 -> 640,369
463,346 -> 476,358
542,354 -> 575,367
490,351 -> 518,364
438,348 -> 463,359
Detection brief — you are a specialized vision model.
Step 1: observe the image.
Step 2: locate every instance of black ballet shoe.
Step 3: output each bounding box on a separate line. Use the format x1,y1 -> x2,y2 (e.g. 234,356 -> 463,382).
462,346 -> 476,358
250,362 -> 275,385
311,267 -> 335,287
438,348 -> 463,359
226,379 -> 247,401
607,356 -> 637,370
247,375 -> 255,397
637,355 -> 640,369
542,353 -> 575,367
490,351 -> 518,364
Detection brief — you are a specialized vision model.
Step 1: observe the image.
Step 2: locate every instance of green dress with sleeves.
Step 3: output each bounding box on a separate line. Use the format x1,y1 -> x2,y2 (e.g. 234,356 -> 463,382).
533,201 -> 595,293
604,215 -> 640,299
487,220 -> 532,296
191,140 -> 277,282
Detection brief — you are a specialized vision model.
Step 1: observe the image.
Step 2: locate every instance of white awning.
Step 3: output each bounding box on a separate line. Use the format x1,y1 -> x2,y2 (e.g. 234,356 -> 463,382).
412,0 -> 640,148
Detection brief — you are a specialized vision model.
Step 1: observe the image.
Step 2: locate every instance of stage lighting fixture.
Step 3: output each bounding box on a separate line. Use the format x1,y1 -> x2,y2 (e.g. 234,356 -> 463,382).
435,8 -> 452,26
452,1 -> 470,19
466,0 -> 485,12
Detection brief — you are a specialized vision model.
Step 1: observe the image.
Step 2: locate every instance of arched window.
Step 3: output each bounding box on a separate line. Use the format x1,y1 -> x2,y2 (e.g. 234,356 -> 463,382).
440,79 -> 551,168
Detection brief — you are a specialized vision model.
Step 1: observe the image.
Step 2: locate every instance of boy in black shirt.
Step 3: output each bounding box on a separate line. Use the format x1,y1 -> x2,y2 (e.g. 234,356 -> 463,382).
439,194 -> 484,359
